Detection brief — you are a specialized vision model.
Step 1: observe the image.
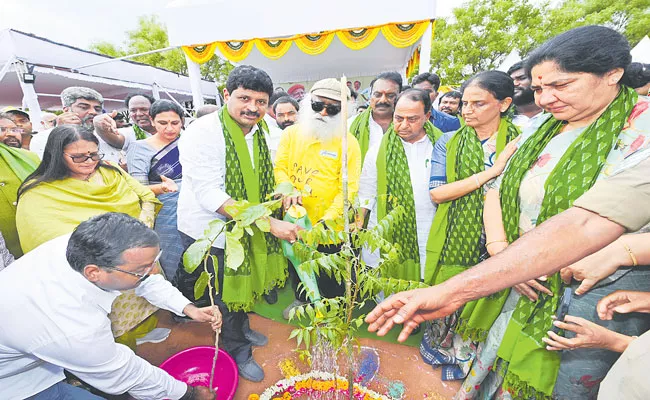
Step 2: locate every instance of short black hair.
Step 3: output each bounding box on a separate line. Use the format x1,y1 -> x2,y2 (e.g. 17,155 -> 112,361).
439,90 -> 462,102
124,93 -> 156,109
66,213 -> 160,273
507,61 -> 526,76
526,26 -> 631,82
396,88 -> 432,114
624,62 -> 650,89
370,71 -> 403,92
149,99 -> 186,121
412,72 -> 441,92
226,65 -> 274,98
270,89 -> 289,106
461,70 -> 514,116
272,96 -> 299,114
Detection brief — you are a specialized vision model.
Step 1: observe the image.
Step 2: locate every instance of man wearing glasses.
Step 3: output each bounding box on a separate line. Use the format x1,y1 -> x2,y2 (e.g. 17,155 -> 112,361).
358,89 -> 442,282
0,213 -> 220,400
274,78 -> 362,318
348,72 -> 402,161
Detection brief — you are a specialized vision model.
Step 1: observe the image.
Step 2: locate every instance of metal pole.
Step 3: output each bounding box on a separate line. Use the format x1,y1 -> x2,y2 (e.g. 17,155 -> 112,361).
73,46 -> 179,70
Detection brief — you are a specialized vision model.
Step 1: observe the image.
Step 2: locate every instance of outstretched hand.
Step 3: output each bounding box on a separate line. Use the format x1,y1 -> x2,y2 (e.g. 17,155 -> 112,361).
365,286 -> 462,342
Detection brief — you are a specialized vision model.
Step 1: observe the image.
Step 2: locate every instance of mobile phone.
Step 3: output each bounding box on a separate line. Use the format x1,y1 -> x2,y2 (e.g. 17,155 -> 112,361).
551,287 -> 573,334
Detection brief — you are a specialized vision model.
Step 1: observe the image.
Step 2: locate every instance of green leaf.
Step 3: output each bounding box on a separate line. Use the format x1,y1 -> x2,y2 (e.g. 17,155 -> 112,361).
273,182 -> 295,196
182,239 -> 210,274
224,200 -> 249,219
244,226 -> 254,236
255,217 -> 271,232
205,219 -> 226,239
225,231 -> 245,271
235,203 -> 269,226
194,271 -> 210,300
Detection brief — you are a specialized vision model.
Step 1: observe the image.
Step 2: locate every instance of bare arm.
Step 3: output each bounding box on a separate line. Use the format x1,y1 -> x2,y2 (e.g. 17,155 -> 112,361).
94,113 -> 126,148
429,168 -> 498,204
483,188 -> 508,255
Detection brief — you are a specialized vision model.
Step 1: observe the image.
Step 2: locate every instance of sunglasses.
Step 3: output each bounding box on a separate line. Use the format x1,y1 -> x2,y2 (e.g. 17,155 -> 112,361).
102,250 -> 162,283
65,152 -> 104,163
311,101 -> 341,116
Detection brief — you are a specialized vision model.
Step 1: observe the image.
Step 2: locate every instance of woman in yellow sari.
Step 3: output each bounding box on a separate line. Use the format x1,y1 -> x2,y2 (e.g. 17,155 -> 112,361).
16,124 -> 162,349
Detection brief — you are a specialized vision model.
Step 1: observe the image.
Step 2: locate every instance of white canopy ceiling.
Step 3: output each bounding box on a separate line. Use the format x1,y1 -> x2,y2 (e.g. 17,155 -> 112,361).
0,29 -> 218,110
161,0 -> 436,84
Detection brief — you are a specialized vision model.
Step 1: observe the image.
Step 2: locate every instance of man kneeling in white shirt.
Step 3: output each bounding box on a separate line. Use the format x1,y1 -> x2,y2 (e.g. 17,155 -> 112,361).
0,213 -> 219,400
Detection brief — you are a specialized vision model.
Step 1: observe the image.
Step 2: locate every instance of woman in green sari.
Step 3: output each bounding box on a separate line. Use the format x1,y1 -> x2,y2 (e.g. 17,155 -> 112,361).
457,26 -> 650,400
420,71 -> 521,381
16,125 -> 163,350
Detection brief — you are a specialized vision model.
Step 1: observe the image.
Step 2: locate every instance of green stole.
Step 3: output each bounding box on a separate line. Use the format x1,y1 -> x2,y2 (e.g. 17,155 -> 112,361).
376,121 -> 443,281
219,107 -> 286,311
0,144 -> 39,257
350,107 -> 383,162
424,118 -> 520,286
475,87 -> 636,399
132,124 -> 149,140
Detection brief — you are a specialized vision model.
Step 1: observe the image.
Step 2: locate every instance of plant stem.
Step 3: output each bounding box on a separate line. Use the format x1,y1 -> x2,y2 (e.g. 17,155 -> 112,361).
203,228 -> 226,395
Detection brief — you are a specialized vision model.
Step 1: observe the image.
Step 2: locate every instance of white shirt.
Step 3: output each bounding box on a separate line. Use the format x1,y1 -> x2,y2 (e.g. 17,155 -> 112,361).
264,114 -> 282,162
27,126 -> 146,163
177,111 -> 260,246
0,234 -> 190,400
347,112 -> 385,150
358,135 -> 436,279
512,111 -> 545,132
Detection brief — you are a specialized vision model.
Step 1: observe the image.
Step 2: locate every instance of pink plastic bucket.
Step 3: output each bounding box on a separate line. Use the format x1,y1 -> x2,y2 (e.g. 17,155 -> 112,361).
159,346 -> 239,399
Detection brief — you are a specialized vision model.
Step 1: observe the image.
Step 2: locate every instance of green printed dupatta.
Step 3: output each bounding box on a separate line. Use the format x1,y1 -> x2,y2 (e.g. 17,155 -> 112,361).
220,107 -> 286,311
424,118 -> 520,286
376,121 -> 442,281
478,87 -> 636,399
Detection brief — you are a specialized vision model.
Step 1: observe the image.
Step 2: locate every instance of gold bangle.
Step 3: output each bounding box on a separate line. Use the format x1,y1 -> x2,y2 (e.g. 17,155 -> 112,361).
474,174 -> 481,190
622,242 -> 638,267
486,240 -> 508,247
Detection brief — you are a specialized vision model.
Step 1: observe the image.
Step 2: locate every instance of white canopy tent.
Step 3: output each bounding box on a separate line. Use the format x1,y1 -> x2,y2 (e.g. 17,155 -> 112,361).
631,36 -> 650,63
0,29 -> 218,124
160,0 -> 436,104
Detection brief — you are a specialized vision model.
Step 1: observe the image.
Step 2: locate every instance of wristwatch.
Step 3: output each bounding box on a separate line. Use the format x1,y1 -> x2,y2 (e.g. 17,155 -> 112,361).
179,385 -> 195,400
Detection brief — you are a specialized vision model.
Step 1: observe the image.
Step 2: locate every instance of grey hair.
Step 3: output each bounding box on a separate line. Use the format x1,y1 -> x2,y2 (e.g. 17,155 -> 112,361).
60,87 -> 104,108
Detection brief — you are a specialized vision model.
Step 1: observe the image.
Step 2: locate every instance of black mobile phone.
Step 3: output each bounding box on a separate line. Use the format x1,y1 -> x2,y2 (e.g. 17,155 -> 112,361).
551,287 -> 573,334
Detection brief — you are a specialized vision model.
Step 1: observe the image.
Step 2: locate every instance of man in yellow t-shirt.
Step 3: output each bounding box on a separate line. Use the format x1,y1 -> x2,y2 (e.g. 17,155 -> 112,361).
274,78 -> 362,317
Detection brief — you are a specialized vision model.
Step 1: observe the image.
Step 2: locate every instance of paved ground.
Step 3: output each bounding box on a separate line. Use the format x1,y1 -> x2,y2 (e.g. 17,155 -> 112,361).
138,311 -> 461,399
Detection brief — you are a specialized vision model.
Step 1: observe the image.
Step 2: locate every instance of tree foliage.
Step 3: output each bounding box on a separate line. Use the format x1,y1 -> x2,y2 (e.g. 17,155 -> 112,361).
89,15 -> 233,84
428,0 -> 650,85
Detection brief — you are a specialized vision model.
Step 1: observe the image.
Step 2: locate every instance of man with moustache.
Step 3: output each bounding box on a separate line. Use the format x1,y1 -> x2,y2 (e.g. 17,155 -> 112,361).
2,107 -> 34,150
349,72 -> 402,161
0,113 -> 39,258
508,61 -> 544,130
175,65 -> 301,382
358,89 -> 443,281
274,78 -> 362,316
273,96 -> 299,130
438,91 -> 462,117
29,86 -> 104,159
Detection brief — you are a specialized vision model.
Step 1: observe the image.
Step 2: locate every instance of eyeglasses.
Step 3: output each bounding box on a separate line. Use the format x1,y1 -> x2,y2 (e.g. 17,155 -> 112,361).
311,101 -> 341,116
64,152 -> 104,163
0,127 -> 24,134
102,250 -> 162,282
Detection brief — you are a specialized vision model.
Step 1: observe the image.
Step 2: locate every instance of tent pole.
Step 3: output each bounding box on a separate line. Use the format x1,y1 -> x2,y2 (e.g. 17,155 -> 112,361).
419,20 -> 433,74
73,46 -> 179,70
152,83 -> 161,100
14,61 -> 42,126
184,54 -> 205,113
0,56 -> 15,86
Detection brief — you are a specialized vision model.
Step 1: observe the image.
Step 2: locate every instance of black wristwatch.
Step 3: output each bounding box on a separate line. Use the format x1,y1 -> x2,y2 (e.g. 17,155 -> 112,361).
180,385 -> 195,400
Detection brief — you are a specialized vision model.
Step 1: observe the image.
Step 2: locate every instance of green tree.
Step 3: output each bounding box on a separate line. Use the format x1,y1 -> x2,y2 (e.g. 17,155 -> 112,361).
428,0 -> 548,85
429,0 -> 650,85
89,15 -> 233,84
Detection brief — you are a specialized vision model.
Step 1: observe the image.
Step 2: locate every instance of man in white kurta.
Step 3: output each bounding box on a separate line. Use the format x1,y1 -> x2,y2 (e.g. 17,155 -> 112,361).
358,89 -> 440,280
0,213 -> 219,400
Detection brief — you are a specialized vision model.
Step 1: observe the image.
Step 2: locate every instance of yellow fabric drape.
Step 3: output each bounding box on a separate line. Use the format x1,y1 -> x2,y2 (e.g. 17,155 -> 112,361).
182,43 -> 218,64
336,27 -> 381,50
381,20 -> 431,48
294,32 -> 336,55
215,40 -> 255,62
187,19 -> 434,63
255,39 -> 293,60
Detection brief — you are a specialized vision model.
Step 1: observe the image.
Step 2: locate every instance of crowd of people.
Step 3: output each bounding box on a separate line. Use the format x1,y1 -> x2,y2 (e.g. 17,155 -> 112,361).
0,24 -> 649,400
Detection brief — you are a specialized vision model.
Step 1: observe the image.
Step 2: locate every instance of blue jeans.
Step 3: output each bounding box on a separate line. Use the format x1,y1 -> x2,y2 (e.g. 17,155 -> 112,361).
28,381 -> 105,400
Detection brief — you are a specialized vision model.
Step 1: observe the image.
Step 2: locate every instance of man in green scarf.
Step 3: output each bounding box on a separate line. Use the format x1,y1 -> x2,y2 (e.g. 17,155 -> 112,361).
358,89 -> 443,282
175,65 -> 300,382
0,113 -> 40,258
348,72 -> 402,162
